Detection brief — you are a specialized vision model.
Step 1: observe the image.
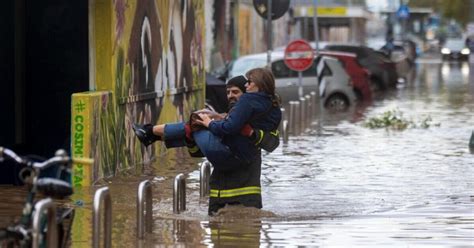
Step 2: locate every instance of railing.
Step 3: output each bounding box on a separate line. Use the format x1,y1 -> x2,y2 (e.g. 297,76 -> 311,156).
137,180 -> 153,239
32,198 -> 57,248
93,187 -> 112,248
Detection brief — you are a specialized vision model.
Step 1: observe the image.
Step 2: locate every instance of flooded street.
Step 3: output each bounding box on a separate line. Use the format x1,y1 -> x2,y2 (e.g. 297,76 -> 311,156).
71,59 -> 473,247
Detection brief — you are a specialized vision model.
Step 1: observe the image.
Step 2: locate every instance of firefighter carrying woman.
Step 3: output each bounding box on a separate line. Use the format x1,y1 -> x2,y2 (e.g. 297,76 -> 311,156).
132,67 -> 282,215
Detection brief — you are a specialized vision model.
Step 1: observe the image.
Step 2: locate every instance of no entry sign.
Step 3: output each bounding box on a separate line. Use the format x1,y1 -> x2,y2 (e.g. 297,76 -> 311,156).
284,39 -> 314,72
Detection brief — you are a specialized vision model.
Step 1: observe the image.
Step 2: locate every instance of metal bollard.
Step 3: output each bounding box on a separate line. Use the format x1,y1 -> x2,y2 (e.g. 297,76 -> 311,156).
299,97 -> 306,133
294,101 -> 301,135
32,198 -> 57,248
282,120 -> 289,144
200,161 -> 211,198
93,187 -> 112,248
310,91 -> 317,118
305,95 -> 312,124
173,174 -> 186,214
137,180 -> 152,239
288,102 -> 296,135
279,107 -> 286,136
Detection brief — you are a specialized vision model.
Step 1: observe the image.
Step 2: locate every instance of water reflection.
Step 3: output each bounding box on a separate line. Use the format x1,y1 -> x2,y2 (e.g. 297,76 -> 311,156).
206,219 -> 262,247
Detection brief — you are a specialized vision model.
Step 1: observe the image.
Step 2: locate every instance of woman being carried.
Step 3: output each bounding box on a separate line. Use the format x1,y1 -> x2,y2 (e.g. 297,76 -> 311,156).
133,68 -> 281,170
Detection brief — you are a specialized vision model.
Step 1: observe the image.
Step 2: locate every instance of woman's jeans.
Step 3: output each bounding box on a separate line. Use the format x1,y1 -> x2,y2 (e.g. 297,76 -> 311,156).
163,122 -> 243,170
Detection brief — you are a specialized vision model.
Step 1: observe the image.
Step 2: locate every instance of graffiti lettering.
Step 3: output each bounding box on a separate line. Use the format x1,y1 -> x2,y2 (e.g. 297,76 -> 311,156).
74,115 -> 84,155
73,113 -> 84,187
74,132 -> 83,155
73,164 -> 84,187
74,100 -> 86,113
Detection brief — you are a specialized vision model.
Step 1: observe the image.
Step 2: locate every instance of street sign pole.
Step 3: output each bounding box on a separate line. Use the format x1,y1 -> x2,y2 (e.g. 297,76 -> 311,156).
298,71 -> 303,98
312,0 -> 323,130
267,0 -> 272,68
253,0 -> 289,68
312,0 -> 320,52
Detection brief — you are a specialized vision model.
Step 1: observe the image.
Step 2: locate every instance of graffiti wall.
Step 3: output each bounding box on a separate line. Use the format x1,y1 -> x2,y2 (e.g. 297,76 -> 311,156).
72,0 -> 205,185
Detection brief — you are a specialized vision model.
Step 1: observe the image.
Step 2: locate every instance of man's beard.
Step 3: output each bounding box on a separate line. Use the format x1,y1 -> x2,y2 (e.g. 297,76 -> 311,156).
228,99 -> 237,110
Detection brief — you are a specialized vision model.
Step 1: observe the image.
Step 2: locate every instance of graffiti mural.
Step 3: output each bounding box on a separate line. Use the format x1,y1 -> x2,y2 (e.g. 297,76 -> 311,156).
72,0 -> 205,183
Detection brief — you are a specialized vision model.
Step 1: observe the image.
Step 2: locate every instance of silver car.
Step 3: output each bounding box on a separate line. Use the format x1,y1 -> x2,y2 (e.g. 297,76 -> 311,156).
227,51 -> 356,110
228,51 -> 319,102
317,56 -> 357,111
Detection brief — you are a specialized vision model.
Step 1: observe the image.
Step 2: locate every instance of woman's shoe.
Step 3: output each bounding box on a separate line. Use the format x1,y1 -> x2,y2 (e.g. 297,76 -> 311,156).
132,123 -> 161,147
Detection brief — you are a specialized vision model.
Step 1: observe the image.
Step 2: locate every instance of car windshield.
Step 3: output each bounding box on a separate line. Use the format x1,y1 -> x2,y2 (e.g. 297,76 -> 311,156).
444,39 -> 465,50
229,57 -> 267,78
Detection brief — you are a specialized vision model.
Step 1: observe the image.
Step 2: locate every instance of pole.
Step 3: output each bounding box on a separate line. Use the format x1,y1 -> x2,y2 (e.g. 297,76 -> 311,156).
224,1 -> 230,62
312,0 -> 320,51
266,0 -> 273,68
312,0 -> 323,131
298,71 -> 303,98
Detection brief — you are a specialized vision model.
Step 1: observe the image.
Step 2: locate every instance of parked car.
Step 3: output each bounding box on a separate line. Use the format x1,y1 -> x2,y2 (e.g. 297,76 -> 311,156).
216,51 -> 357,110
225,51 -> 320,102
441,38 -> 470,60
316,56 -> 357,111
324,44 -> 399,91
318,50 -> 372,102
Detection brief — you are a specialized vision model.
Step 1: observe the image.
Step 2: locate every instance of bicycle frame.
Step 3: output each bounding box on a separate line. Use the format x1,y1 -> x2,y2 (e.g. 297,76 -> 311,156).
0,147 -> 85,247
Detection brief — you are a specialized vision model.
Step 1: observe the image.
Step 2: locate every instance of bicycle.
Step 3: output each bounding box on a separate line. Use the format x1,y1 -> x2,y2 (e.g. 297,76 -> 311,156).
0,147 -> 90,247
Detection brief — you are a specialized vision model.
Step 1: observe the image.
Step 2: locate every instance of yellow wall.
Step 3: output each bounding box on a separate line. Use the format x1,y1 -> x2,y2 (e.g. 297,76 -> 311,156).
72,0 -> 205,184
70,1 -> 205,245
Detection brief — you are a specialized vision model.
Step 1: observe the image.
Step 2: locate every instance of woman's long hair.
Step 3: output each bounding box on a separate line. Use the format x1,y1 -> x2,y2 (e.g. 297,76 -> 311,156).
245,68 -> 280,107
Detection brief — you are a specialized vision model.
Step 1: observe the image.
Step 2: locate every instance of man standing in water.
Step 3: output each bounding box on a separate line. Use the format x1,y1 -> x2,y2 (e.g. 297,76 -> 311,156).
133,75 -> 280,215
206,75 -> 276,215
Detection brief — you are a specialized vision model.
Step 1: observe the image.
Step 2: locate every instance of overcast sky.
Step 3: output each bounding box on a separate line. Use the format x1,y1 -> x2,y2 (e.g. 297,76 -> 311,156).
366,0 -> 400,12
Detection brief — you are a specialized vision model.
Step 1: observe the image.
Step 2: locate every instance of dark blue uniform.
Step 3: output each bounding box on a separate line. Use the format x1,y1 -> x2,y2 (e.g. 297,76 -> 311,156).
162,91 -> 282,215
206,92 -> 281,215
206,92 -> 281,168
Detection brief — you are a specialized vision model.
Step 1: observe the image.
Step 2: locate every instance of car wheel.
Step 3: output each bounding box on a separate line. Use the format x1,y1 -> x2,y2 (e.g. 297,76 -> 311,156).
325,93 -> 349,111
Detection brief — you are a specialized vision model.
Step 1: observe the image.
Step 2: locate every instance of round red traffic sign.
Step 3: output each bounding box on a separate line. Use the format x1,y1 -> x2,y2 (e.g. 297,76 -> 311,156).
284,39 -> 314,71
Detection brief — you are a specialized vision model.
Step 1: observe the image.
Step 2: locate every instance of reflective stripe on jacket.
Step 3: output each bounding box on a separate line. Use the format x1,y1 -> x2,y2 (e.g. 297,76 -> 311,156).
208,151 -> 262,214
210,186 -> 261,198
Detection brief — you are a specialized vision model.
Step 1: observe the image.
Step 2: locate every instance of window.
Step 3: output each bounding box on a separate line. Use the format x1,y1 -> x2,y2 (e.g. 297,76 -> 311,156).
318,61 -> 332,83
301,58 -> 319,77
272,57 -> 320,78
229,57 -> 267,78
272,60 -> 293,78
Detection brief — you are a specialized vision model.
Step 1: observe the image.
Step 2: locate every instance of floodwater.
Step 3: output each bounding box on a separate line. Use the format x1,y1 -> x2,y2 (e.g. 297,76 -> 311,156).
83,59 -> 471,248
79,59 -> 473,247
2,58 -> 472,247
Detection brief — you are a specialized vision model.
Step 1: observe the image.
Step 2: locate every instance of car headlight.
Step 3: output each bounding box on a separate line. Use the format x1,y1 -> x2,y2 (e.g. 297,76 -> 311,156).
461,48 -> 470,55
441,48 -> 451,54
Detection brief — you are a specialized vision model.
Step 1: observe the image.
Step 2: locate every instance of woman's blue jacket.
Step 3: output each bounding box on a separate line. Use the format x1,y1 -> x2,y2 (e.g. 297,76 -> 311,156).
207,92 -> 282,164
